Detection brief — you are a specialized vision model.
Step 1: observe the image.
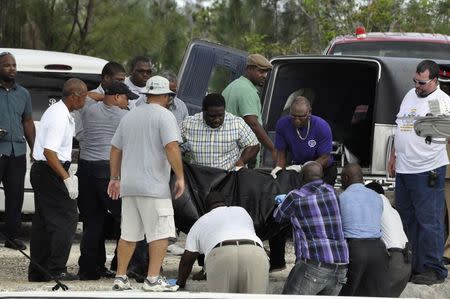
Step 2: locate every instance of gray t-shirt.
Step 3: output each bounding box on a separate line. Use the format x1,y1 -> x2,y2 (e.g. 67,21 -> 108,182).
80,102 -> 127,161
111,103 -> 181,198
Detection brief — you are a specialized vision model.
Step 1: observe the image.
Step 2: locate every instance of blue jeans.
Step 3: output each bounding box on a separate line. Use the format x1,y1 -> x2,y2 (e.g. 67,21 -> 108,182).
282,260 -> 347,295
395,166 -> 448,279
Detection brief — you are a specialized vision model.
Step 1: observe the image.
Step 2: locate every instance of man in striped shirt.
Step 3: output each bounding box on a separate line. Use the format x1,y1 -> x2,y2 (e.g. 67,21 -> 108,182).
181,93 -> 259,171
273,161 -> 349,295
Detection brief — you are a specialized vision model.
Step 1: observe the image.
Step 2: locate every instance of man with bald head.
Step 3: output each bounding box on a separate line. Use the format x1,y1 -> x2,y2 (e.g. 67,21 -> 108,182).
272,96 -> 335,185
338,163 -> 387,296
28,78 -> 87,282
273,162 -> 348,295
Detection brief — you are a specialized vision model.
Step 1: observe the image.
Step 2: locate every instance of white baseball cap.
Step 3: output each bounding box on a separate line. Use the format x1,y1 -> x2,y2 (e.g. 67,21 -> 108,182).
141,75 -> 176,95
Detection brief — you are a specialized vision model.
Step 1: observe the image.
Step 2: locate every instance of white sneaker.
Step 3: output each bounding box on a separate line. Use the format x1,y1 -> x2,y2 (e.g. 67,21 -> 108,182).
142,276 -> 179,292
112,276 -> 132,291
167,243 -> 185,256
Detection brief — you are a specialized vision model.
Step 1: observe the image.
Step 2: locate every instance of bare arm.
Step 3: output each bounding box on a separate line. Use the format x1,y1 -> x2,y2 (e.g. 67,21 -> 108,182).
243,115 -> 275,152
107,146 -> 122,200
236,144 -> 260,167
387,145 -> 396,177
315,154 -> 330,169
165,141 -> 185,199
87,91 -> 105,101
43,148 -> 69,179
177,250 -> 199,288
22,116 -> 35,153
276,149 -> 287,168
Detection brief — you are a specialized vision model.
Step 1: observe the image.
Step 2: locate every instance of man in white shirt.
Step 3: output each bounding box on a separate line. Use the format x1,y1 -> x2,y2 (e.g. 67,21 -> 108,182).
124,56 -> 152,109
387,59 -> 450,285
176,191 -> 269,293
365,182 -> 411,297
28,78 -> 87,282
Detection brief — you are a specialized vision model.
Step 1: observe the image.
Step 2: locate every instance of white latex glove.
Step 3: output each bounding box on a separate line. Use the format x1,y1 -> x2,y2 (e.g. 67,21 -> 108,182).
271,166 -> 282,179
64,174 -> 79,200
231,165 -> 243,172
286,164 -> 302,172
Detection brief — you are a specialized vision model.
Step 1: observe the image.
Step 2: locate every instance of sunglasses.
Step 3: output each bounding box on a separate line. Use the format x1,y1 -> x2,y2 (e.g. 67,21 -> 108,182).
135,69 -> 152,75
413,78 -> 433,86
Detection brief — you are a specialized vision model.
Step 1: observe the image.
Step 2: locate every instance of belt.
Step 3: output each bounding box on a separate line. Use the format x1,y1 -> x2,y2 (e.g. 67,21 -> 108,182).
213,239 -> 262,249
35,160 -> 71,168
301,258 -> 347,270
388,247 -> 404,254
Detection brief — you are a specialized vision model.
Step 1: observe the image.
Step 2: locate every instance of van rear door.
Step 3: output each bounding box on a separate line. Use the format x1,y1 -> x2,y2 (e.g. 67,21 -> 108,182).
177,39 -> 248,114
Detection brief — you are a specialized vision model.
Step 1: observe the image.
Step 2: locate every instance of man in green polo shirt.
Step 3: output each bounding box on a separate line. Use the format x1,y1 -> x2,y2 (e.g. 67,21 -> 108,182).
0,52 -> 36,251
222,54 -> 275,167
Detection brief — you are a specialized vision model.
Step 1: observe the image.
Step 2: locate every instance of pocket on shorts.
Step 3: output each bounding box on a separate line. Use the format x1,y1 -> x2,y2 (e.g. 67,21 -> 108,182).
156,207 -> 175,237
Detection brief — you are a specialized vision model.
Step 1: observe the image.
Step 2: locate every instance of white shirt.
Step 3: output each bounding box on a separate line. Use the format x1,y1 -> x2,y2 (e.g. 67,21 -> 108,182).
124,77 -> 147,109
380,194 -> 408,249
33,100 -> 75,161
395,87 -> 450,173
185,206 -> 263,260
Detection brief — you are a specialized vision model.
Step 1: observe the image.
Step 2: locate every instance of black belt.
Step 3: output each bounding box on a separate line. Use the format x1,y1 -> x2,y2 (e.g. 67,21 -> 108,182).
301,258 -> 347,270
35,160 -> 71,168
213,239 -> 262,249
388,247 -> 404,254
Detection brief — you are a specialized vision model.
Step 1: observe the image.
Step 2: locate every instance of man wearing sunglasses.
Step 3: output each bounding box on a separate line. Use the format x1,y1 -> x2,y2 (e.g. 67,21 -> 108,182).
387,60 -> 450,285
124,56 -> 152,109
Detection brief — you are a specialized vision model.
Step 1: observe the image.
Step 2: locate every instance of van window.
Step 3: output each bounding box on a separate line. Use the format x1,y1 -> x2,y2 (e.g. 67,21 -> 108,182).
331,41 -> 450,60
16,72 -> 101,121
208,66 -> 233,94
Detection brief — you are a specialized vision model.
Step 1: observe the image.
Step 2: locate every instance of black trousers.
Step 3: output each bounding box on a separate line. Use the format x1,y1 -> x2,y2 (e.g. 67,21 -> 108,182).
28,161 -> 78,279
77,160 -> 121,276
339,238 -> 389,297
0,154 -> 26,239
386,248 -> 411,297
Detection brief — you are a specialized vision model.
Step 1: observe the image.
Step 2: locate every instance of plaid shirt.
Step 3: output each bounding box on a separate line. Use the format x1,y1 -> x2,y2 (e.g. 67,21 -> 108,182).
274,180 -> 349,264
181,112 -> 258,170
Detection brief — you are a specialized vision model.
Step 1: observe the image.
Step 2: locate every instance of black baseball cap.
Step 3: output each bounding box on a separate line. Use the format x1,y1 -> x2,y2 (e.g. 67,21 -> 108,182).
104,81 -> 139,100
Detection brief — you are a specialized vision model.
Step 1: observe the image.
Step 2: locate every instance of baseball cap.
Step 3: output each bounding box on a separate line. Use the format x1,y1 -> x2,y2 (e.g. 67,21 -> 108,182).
104,81 -> 139,100
142,75 -> 176,95
246,54 -> 272,70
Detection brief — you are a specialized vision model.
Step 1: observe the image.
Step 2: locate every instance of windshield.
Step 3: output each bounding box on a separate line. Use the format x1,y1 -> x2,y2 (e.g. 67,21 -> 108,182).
330,41 -> 450,60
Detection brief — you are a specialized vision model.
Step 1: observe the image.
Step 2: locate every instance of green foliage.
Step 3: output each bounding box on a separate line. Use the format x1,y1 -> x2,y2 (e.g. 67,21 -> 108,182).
0,0 -> 448,71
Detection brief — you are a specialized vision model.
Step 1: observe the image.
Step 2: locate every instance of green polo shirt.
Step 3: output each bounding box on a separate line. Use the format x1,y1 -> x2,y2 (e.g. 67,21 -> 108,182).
0,82 -> 32,156
222,76 -> 262,124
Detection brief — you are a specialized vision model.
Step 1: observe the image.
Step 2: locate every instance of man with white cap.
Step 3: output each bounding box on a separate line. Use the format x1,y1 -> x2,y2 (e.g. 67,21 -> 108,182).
108,75 -> 184,292
222,53 -> 276,167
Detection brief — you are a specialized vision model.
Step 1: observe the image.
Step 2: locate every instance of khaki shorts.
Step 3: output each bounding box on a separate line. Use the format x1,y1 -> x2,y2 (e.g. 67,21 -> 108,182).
120,196 -> 175,242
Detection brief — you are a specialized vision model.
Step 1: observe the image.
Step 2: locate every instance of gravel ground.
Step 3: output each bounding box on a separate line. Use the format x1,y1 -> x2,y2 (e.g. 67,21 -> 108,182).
0,222 -> 449,298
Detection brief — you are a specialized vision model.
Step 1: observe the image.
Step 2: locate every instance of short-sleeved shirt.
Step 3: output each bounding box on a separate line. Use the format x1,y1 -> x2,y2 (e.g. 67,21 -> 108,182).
222,76 -> 262,124
339,183 -> 383,239
394,87 -> 450,173
0,82 -> 32,156
181,112 -> 258,170
274,115 -> 333,166
137,96 -> 189,126
380,194 -> 408,249
33,100 -> 74,162
185,206 -> 263,260
111,103 -> 181,198
73,84 -> 102,143
80,102 -> 127,161
124,77 -> 146,110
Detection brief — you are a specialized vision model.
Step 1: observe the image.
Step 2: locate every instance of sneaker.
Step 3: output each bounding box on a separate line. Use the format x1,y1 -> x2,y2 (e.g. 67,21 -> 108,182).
112,277 -> 132,291
142,276 -> 179,292
167,243 -> 185,256
411,270 -> 445,285
269,263 -> 287,273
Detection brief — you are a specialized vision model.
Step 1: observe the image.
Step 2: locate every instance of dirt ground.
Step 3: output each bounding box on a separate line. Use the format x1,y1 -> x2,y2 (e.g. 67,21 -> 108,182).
0,223 -> 449,298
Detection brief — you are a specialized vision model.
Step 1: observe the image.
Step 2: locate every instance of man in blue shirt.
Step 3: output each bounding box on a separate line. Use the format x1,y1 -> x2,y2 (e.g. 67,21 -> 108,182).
338,163 -> 388,296
273,161 -> 348,295
0,52 -> 35,251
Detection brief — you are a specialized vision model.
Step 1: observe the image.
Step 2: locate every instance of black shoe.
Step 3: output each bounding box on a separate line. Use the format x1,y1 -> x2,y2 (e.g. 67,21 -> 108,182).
78,271 -> 101,281
54,271 -> 79,281
98,267 -> 116,278
28,275 -> 51,282
442,257 -> 450,265
269,263 -> 287,273
192,268 -> 207,281
5,238 -> 27,251
411,270 -> 445,285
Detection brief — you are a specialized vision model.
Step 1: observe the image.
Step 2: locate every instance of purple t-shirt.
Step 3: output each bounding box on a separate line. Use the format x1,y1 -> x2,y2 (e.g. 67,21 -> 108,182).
275,115 -> 333,166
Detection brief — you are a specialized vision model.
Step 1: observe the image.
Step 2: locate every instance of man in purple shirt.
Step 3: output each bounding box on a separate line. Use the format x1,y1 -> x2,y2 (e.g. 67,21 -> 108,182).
273,161 -> 348,295
271,96 -> 336,185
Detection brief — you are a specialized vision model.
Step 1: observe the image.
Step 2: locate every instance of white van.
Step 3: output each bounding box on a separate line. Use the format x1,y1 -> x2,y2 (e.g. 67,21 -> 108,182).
0,48 -> 107,215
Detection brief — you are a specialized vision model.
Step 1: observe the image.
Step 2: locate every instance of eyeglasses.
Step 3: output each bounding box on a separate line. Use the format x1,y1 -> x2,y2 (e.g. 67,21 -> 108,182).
0,51 -> 13,58
413,78 -> 433,86
135,69 -> 152,75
